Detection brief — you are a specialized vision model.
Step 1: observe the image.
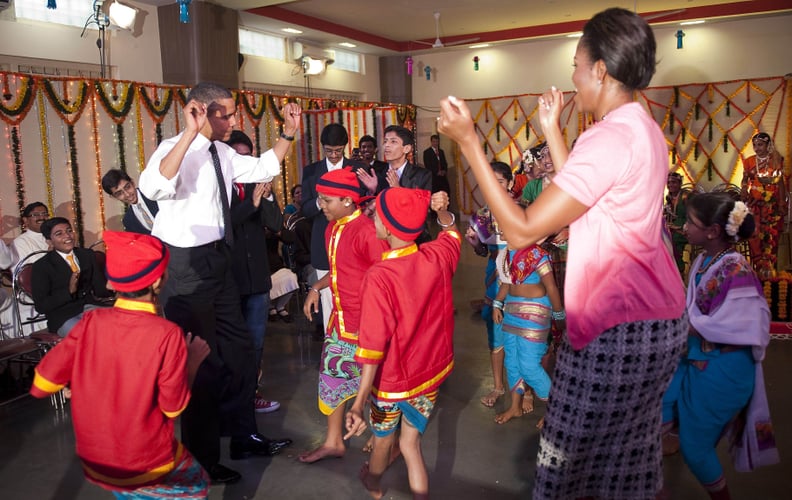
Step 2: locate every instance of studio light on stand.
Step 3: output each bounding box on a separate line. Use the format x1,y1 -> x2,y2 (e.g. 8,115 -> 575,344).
299,55 -> 333,97
81,0 -> 139,79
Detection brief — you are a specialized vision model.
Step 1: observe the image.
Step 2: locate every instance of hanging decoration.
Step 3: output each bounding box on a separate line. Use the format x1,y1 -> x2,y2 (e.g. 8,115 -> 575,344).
47,0 -> 56,9
11,126 -> 26,216
178,0 -> 192,23
473,56 -> 480,71
424,66 -> 431,81
406,56 -> 413,76
675,29 -> 685,49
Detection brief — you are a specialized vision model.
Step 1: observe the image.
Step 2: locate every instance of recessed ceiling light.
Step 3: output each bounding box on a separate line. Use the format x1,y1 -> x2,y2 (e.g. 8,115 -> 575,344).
339,42 -> 357,48
282,28 -> 303,34
680,20 -> 705,26
567,33 -> 583,38
469,43 -> 490,49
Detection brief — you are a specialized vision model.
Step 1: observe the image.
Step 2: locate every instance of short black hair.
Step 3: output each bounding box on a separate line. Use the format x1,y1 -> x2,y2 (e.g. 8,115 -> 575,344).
116,288 -> 152,299
430,134 -> 440,141
320,123 -> 349,146
101,169 -> 132,196
41,217 -> 71,240
580,7 -> 656,91
290,184 -> 302,198
186,82 -> 233,106
688,193 -> 755,241
226,130 -> 254,153
384,125 -> 414,149
22,201 -> 47,217
358,135 -> 376,148
490,161 -> 513,183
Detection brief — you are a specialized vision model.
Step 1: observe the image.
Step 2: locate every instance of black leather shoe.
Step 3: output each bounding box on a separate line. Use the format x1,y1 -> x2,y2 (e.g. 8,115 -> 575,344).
207,463 -> 241,484
230,433 -> 293,459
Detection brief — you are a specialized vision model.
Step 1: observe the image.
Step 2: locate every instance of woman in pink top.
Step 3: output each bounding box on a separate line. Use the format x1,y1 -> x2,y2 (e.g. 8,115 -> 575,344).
438,8 -> 686,500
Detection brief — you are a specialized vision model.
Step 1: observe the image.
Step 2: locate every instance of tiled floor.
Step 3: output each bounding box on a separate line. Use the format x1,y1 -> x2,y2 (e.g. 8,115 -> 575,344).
1,245 -> 789,499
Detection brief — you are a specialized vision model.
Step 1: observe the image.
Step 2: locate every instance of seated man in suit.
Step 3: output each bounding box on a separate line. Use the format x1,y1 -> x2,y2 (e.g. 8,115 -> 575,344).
31,217 -> 114,336
382,125 -> 433,243
101,169 -> 159,235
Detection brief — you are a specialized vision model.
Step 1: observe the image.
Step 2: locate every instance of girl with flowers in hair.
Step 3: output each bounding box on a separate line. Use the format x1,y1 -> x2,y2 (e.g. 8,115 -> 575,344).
662,192 -> 772,500
741,132 -> 787,278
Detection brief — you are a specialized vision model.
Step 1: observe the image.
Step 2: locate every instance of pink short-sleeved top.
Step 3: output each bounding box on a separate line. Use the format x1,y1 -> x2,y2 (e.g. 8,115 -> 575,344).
551,102 -> 685,349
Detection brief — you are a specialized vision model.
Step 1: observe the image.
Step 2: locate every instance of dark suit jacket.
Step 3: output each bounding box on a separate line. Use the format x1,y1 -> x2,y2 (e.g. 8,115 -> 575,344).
369,159 -> 390,193
423,147 -> 451,194
31,247 -> 113,332
230,183 -> 283,295
301,158 -> 368,270
122,190 -> 159,235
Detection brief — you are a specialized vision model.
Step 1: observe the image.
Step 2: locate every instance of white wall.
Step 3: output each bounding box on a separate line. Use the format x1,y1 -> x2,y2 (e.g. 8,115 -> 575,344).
410,13 -> 792,149
0,0 -> 163,82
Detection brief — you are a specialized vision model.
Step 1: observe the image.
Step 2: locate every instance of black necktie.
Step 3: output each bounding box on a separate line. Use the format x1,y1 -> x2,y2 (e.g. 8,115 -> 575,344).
208,143 -> 234,247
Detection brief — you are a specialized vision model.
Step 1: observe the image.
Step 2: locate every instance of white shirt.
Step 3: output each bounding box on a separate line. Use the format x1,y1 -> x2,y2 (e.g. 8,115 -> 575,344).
131,189 -> 156,231
139,132 -> 281,247
57,250 -> 80,271
11,230 -> 48,267
325,157 -> 344,172
0,240 -> 15,270
390,161 -> 408,180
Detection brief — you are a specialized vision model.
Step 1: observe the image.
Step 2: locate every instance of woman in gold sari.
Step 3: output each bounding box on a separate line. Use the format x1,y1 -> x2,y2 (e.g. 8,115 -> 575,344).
741,132 -> 787,278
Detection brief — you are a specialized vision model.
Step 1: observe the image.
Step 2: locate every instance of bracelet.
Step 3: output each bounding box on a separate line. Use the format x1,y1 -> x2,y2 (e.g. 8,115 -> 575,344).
437,212 -> 456,228
309,287 -> 321,294
492,300 -> 504,310
552,310 -> 566,321
280,132 -> 295,141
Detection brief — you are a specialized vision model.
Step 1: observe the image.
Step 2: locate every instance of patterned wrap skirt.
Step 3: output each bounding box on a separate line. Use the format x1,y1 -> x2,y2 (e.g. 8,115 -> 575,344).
533,315 -> 686,499
317,327 -> 361,415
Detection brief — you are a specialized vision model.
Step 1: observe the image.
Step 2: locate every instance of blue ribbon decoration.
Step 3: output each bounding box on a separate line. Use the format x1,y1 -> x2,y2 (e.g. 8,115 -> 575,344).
178,0 -> 192,23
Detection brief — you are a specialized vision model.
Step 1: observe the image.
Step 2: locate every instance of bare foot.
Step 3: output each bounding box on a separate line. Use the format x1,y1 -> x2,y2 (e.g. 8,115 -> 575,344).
362,435 -> 374,453
536,416 -> 545,429
495,405 -> 523,424
359,462 -> 384,499
522,391 -> 534,414
298,445 -> 345,464
480,388 -> 505,407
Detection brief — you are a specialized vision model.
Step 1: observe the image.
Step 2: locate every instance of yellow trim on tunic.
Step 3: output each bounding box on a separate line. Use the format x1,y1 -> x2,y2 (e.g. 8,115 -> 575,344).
382,243 -> 417,261
356,347 -> 384,361
114,298 -> 157,315
32,370 -> 66,394
328,209 -> 362,339
318,393 -> 357,416
372,360 -> 454,400
83,442 -> 184,487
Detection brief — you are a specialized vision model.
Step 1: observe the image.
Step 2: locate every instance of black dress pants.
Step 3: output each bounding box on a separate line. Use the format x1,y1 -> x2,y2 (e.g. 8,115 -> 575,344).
160,242 -> 257,468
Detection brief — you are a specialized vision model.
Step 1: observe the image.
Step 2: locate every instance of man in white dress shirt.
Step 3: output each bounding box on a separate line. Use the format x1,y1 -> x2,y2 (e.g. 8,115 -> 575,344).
11,202 -> 50,266
139,82 -> 301,484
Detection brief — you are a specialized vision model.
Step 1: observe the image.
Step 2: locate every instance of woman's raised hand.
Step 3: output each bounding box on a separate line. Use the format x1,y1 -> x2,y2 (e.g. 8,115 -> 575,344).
537,86 -> 565,134
438,96 -> 477,144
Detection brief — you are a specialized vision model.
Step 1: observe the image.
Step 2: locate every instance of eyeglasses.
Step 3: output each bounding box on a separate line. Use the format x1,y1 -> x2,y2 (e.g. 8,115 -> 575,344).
27,212 -> 49,218
684,217 -> 707,230
322,146 -> 345,157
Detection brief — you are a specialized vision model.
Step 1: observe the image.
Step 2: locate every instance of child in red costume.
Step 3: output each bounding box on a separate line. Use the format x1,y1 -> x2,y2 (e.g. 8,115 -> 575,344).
30,231 -> 210,499
345,188 -> 461,499
299,167 -> 388,464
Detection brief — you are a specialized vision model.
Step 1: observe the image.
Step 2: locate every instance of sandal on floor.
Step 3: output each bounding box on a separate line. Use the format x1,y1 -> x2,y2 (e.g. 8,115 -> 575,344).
480,388 -> 506,407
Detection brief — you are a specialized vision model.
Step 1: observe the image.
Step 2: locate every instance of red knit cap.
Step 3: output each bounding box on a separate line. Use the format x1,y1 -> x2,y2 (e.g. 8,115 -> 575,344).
375,187 -> 430,241
103,230 -> 169,292
316,167 -> 364,204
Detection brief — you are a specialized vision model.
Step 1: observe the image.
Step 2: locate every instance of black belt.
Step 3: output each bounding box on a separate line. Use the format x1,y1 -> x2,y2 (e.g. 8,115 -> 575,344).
166,240 -> 227,251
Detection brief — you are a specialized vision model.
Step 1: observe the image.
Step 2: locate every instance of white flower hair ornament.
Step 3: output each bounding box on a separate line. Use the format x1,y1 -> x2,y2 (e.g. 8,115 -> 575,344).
725,201 -> 749,240
521,148 -> 536,166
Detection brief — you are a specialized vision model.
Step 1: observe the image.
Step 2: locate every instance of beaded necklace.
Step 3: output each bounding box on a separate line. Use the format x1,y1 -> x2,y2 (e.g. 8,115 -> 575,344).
696,247 -> 733,276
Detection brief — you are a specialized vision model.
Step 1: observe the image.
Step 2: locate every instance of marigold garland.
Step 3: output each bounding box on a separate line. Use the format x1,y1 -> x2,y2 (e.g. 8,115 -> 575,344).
0,74 -> 36,125
43,79 -> 89,123
135,93 -> 145,172
90,95 -> 106,231
94,80 -> 134,123
779,280 -> 788,320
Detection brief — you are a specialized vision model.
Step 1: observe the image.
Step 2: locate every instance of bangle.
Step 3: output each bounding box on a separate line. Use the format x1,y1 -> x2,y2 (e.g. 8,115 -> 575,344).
552,310 -> 566,321
309,287 -> 320,294
492,300 -> 504,310
437,212 -> 455,228
280,132 -> 295,141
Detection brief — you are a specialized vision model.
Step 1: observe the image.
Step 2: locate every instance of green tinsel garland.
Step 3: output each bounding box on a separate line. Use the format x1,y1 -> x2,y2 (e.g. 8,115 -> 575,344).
67,124 -> 85,247
11,125 -> 26,216
116,122 -> 127,172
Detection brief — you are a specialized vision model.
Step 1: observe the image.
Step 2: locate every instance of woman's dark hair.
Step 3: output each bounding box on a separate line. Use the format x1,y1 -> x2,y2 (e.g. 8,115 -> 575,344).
688,192 -> 755,241
226,130 -> 254,153
290,184 -> 302,198
580,7 -> 656,91
490,161 -> 513,183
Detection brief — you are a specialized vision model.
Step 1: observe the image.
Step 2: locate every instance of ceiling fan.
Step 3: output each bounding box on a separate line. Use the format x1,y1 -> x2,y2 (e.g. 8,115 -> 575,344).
414,11 -> 480,49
